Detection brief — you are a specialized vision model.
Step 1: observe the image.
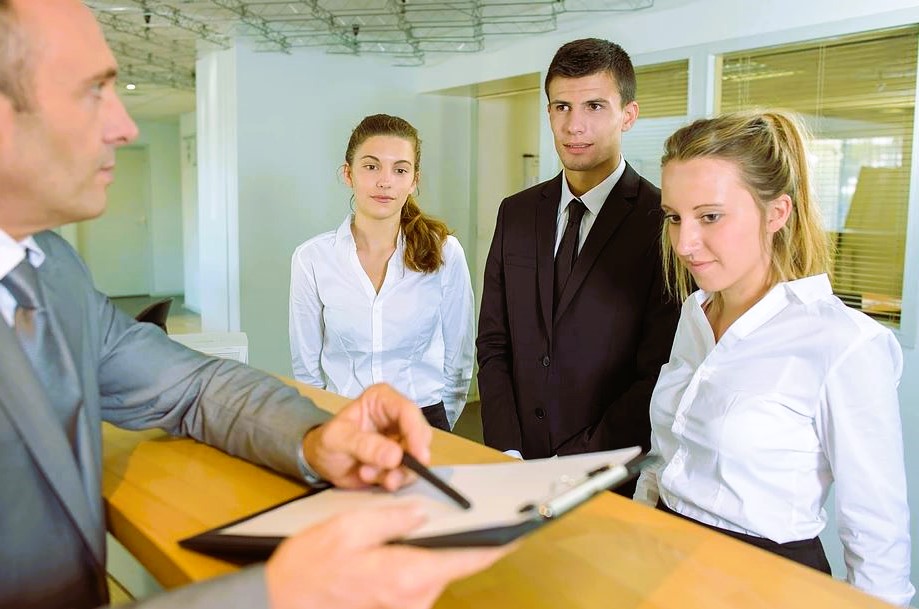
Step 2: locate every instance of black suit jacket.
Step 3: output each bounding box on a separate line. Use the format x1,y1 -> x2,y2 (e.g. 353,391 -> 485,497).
476,164 -> 679,494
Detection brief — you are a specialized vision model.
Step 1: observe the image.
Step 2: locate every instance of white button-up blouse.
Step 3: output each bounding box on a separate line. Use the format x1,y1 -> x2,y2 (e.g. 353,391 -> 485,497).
289,215 -> 475,427
634,274 -> 913,606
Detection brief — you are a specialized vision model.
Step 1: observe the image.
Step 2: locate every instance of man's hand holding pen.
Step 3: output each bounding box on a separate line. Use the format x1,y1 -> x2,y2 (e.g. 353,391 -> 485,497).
302,383 -> 432,491
270,384 -> 508,609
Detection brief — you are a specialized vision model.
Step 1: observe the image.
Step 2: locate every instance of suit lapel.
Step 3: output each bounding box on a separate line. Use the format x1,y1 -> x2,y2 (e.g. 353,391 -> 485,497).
554,163 -> 642,322
35,246 -> 105,535
0,322 -> 104,567
39,257 -> 86,372
536,174 -> 564,336
44,262 -> 105,523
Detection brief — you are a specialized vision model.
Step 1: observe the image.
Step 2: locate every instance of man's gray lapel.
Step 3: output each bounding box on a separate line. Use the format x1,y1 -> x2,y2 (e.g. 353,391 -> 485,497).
40,255 -> 105,531
0,319 -> 104,567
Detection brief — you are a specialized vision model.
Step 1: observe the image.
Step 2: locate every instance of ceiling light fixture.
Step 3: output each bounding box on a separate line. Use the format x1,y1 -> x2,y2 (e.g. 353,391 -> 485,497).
89,0 -> 654,90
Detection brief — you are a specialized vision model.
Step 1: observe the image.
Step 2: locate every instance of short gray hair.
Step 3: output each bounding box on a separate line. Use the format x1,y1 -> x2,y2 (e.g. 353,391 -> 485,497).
0,0 -> 33,112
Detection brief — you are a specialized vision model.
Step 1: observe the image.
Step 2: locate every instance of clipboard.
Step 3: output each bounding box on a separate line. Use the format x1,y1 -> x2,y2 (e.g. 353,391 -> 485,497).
180,447 -> 649,561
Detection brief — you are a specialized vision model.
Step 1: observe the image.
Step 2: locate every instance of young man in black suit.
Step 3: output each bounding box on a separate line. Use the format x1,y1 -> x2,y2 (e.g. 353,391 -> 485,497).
476,38 -> 680,495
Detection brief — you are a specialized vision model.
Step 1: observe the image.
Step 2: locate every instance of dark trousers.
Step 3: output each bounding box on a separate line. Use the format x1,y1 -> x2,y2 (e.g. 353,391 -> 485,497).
657,501 -> 831,575
421,401 -> 450,431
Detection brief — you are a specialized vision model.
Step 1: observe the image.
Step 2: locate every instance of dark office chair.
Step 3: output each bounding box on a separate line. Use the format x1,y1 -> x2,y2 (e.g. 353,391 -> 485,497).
134,297 -> 174,333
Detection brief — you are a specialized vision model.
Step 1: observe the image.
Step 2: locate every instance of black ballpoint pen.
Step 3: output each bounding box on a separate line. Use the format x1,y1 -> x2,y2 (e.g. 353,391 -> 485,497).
401,452 -> 472,510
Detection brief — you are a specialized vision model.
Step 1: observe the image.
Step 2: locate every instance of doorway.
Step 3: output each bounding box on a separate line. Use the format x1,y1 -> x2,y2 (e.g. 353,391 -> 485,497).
474,87 -> 542,317
77,146 -> 153,297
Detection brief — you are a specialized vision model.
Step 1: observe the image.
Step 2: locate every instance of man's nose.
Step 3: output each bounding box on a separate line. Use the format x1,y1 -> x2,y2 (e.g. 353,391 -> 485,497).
565,109 -> 585,135
105,92 -> 139,146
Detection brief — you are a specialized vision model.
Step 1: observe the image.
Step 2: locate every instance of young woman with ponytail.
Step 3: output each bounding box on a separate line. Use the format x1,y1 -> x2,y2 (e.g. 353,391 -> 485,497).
289,114 -> 474,431
633,110 -> 913,606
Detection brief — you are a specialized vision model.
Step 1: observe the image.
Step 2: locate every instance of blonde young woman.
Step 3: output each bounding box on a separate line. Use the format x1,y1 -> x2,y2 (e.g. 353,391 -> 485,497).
289,114 -> 474,431
634,110 -> 913,606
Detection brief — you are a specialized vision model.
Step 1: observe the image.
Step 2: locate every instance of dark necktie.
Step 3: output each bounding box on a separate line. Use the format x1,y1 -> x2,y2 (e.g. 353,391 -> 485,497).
554,198 -> 587,307
2,258 -> 82,448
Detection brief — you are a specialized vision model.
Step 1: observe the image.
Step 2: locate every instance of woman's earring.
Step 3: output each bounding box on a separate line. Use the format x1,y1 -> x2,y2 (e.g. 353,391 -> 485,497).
349,194 -> 355,213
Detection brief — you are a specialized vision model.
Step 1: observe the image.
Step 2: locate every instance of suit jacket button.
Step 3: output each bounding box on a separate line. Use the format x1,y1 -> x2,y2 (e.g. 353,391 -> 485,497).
541,355 -> 550,367
535,408 -> 546,419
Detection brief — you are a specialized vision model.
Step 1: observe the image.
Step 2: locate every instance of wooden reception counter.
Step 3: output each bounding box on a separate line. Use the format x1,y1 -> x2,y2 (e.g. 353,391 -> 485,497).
101,384 -> 893,608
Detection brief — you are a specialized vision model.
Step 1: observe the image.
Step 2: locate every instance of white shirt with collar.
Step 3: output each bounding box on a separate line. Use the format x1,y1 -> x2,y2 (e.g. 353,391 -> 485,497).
289,214 -> 475,428
634,274 -> 913,606
0,228 -> 46,327
554,155 -> 626,255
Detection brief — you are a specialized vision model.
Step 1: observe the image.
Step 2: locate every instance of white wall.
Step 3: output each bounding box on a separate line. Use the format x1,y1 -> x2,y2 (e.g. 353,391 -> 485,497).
180,112 -> 200,312
135,119 -> 184,295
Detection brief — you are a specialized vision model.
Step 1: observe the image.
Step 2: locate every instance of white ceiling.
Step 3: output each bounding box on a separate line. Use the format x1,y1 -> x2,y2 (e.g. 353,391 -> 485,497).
119,84 -> 197,120
86,0 -> 656,120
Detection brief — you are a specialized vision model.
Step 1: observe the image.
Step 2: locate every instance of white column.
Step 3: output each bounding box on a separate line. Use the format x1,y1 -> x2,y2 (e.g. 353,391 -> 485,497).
180,112 -> 200,313
687,50 -> 717,120
196,44 -> 240,332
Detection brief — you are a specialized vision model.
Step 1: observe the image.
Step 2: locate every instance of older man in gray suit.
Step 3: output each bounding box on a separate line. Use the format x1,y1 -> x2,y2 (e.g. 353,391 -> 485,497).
0,2 -> 505,609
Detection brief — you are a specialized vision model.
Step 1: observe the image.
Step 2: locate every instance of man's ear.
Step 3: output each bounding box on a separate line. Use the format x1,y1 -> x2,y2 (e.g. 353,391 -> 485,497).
766,193 -> 793,234
621,100 -> 639,133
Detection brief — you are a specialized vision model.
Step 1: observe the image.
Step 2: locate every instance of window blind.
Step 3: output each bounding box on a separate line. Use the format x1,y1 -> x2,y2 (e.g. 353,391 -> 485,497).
635,59 -> 689,118
624,60 -> 690,187
719,26 -> 918,327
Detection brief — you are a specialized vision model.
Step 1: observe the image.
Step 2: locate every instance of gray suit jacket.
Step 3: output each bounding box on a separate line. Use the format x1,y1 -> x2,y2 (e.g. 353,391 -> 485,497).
0,232 -> 331,609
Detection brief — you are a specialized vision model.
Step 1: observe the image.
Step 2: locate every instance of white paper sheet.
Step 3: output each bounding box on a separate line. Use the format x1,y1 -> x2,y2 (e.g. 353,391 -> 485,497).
223,446 -> 641,540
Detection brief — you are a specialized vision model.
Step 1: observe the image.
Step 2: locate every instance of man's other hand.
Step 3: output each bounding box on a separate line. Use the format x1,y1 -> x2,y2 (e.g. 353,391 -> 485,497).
265,503 -> 509,609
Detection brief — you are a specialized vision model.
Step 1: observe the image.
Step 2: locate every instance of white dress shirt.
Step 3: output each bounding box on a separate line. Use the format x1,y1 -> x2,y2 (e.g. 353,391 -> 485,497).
634,274 -> 913,606
0,228 -> 45,327
554,155 -> 626,255
289,215 -> 475,427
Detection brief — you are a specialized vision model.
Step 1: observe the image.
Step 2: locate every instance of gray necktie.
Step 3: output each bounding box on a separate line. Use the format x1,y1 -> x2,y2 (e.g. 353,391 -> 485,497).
2,258 -> 83,450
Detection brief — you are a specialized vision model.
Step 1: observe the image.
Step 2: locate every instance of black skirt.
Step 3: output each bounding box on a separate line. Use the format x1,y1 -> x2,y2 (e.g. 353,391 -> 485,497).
421,401 -> 450,431
657,500 -> 831,575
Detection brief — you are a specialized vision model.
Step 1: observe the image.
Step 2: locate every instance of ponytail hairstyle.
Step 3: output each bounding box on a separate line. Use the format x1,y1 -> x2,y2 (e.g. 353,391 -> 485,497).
344,113 -> 451,274
660,109 -> 832,302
